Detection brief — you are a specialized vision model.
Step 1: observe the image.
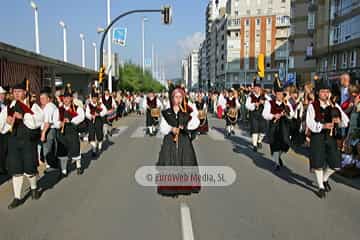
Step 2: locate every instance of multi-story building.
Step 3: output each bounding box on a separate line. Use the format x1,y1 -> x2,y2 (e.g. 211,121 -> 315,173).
288,0 -> 317,86
290,0 -> 360,84
188,49 -> 200,89
181,59 -> 189,87
199,42 -> 208,90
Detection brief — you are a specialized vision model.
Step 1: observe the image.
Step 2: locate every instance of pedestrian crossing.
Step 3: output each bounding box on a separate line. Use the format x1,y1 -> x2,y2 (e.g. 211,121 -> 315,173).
128,126 -> 252,144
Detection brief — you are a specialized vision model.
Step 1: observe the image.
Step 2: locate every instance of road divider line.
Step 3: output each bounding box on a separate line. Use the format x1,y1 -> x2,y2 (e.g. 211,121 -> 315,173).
180,202 -> 195,240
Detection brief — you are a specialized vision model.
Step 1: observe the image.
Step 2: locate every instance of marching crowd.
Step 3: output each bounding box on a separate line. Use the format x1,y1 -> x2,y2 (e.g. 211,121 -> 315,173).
0,72 -> 359,206
0,80 -> 148,209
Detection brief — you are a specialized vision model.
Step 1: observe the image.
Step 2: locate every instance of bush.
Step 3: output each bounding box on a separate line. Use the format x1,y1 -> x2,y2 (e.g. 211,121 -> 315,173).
118,62 -> 165,92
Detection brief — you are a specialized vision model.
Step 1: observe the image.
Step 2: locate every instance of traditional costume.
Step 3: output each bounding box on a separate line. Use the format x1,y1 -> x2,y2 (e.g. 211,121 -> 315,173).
195,94 -> 209,134
143,92 -> 162,136
157,87 -> 201,197
4,80 -> 43,209
57,84 -> 85,178
225,89 -> 240,137
86,88 -> 107,156
262,77 -> 294,170
245,81 -> 266,151
102,89 -> 117,138
306,78 -> 349,198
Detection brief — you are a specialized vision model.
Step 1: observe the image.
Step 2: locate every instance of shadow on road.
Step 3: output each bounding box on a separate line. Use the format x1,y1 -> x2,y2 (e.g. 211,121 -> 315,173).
212,126 -> 318,195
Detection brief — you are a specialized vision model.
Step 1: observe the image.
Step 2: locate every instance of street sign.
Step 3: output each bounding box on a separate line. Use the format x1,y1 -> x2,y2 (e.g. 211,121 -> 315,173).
113,27 -> 127,46
287,72 -> 296,85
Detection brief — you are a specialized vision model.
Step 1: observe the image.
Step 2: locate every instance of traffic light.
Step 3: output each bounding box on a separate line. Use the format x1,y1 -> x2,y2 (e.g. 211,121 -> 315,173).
98,66 -> 105,84
257,53 -> 265,79
162,6 -> 172,25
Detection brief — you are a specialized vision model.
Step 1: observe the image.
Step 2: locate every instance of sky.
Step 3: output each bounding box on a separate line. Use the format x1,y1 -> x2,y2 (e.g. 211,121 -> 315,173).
0,0 -> 208,79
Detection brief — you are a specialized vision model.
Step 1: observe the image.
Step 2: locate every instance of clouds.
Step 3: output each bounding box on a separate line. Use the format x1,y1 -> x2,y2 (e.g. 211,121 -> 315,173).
164,32 -> 205,79
177,32 -> 205,57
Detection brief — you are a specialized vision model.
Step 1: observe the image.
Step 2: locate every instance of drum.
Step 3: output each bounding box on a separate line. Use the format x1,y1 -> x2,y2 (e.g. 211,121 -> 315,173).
106,109 -> 117,122
151,108 -> 161,118
227,108 -> 238,119
198,110 -> 206,120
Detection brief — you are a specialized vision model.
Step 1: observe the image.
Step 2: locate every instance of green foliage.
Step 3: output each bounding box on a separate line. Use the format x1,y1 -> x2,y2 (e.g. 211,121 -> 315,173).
118,62 -> 165,92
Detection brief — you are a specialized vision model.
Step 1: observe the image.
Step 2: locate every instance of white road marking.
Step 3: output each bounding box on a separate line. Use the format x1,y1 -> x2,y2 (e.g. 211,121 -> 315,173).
110,126 -> 128,138
207,128 -> 226,141
130,126 -> 146,138
180,202 -> 195,240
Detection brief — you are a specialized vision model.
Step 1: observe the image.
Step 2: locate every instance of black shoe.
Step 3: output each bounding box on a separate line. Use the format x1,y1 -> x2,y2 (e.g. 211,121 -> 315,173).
258,143 -> 262,149
317,188 -> 326,199
231,130 -> 235,135
77,168 -> 83,175
92,151 -> 97,157
8,198 -> 23,209
58,172 -> 67,180
274,164 -> 281,171
253,146 -> 258,152
279,158 -> 284,167
324,181 -> 332,192
31,189 -> 40,200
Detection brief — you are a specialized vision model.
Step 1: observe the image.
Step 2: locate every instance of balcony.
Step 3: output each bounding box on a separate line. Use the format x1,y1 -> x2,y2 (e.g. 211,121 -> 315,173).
275,50 -> 288,60
227,17 -> 241,30
276,29 -> 289,39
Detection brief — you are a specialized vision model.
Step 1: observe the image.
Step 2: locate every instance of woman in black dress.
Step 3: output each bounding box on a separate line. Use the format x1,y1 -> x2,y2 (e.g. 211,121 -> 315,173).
157,87 -> 201,197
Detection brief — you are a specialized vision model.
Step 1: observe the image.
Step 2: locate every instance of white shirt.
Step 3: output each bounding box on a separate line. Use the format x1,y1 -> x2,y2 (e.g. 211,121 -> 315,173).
217,94 -> 227,109
340,87 -> 349,105
42,102 -> 60,130
63,104 -> 85,125
85,102 -> 108,120
306,101 -> 349,133
262,99 -> 295,121
0,102 -> 7,134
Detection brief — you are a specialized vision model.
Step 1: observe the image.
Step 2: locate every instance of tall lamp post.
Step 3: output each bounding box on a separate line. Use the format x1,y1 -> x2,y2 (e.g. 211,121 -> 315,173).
107,0 -> 113,92
80,33 -> 86,67
59,21 -> 68,62
92,42 -> 97,71
30,1 -> 40,54
142,17 -> 148,74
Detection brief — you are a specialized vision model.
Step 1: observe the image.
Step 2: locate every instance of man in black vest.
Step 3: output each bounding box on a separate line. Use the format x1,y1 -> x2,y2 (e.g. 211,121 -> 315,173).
306,78 -> 349,198
4,80 -> 43,209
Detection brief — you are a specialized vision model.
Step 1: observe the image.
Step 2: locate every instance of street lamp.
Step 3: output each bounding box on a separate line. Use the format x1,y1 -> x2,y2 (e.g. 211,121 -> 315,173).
80,33 -> 85,67
107,0 -> 112,92
142,17 -> 148,74
30,1 -> 40,54
59,20 -> 67,62
92,42 -> 97,71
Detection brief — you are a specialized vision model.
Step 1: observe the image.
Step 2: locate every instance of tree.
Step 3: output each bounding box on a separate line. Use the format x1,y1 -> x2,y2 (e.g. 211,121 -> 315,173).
118,62 -> 165,92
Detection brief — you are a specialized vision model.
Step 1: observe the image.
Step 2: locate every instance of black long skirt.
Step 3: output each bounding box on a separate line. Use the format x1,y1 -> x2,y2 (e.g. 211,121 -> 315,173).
156,132 -> 201,197
268,118 -> 291,154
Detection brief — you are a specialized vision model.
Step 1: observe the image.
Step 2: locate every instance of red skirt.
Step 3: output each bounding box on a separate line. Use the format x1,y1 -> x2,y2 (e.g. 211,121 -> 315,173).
217,106 -> 223,119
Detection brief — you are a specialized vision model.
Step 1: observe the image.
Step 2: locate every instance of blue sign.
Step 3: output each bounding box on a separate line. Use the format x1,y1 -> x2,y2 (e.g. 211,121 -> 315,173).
287,72 -> 296,85
113,27 -> 127,46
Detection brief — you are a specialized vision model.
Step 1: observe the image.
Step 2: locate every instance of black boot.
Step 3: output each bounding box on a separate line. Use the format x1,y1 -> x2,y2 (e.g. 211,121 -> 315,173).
31,189 -> 40,200
324,181 -> 332,192
317,188 -> 326,199
279,158 -> 284,167
258,143 -> 262,149
77,168 -> 84,175
8,198 -> 23,209
253,146 -> 258,152
274,164 -> 281,171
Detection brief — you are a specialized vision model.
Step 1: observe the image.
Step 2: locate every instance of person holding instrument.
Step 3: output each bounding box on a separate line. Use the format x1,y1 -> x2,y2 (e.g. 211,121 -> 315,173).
3,79 -> 43,209
157,86 -> 200,197
246,78 -> 266,151
306,78 -> 349,199
86,88 -> 107,157
262,76 -> 295,171
57,84 -> 85,178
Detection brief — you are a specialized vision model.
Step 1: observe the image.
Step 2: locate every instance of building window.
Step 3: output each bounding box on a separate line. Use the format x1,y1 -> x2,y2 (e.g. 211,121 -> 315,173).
267,18 -> 272,25
350,50 -> 357,67
257,9 -> 261,15
342,52 -> 348,69
235,10 -> 239,16
245,19 -> 250,26
332,55 -> 337,70
307,13 -> 315,30
256,18 -> 261,26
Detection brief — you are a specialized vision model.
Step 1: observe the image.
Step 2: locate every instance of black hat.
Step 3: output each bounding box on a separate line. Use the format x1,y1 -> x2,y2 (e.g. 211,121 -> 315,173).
40,86 -> 52,95
273,75 -> 283,92
315,77 -> 331,91
13,78 -> 27,90
63,83 -> 73,97
91,87 -> 99,98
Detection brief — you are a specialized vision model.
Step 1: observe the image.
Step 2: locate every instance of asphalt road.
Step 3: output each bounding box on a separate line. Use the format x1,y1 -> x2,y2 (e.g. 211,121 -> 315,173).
0,114 -> 359,240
